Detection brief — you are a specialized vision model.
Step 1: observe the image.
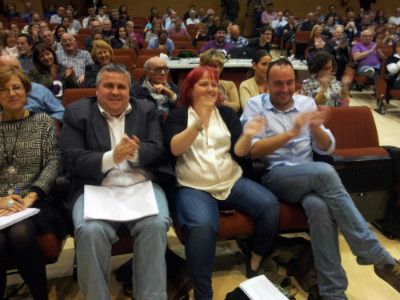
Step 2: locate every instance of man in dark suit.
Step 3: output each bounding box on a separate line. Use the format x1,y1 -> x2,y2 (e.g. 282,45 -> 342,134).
60,65 -> 174,300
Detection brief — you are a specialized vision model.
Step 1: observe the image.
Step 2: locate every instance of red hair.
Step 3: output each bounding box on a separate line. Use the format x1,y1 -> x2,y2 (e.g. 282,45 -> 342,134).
177,66 -> 224,107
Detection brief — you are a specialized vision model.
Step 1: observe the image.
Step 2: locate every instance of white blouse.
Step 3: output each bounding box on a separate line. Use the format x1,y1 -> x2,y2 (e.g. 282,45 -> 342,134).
175,107 -> 242,200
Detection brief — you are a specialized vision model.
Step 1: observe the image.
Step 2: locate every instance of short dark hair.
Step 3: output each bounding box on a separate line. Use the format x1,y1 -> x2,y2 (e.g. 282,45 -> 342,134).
307,51 -> 337,75
158,30 -> 168,38
215,25 -> 227,33
266,58 -> 293,81
260,25 -> 273,34
17,33 -> 34,46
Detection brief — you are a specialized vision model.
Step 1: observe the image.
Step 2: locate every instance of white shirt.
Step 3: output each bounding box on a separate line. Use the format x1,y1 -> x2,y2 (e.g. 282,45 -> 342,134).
388,16 -> 400,25
175,107 -> 242,200
99,103 -> 148,187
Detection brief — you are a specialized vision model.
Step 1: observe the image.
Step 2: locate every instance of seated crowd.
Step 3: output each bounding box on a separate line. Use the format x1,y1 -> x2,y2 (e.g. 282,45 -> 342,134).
1,2 -> 400,300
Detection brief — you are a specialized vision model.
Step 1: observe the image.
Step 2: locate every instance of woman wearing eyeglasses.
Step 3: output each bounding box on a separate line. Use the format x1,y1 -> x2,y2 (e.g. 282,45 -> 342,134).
247,25 -> 273,54
0,67 -> 66,300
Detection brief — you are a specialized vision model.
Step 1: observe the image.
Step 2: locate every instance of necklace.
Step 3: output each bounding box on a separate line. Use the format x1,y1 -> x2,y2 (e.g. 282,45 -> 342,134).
1,110 -> 27,194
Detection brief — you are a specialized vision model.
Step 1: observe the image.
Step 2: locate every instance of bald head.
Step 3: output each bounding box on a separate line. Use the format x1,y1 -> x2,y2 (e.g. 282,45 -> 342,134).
230,25 -> 240,40
144,56 -> 166,70
0,55 -> 22,70
144,56 -> 168,85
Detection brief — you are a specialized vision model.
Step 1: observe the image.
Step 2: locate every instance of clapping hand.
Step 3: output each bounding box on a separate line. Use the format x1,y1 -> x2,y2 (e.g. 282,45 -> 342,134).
243,116 -> 267,138
113,134 -> 140,164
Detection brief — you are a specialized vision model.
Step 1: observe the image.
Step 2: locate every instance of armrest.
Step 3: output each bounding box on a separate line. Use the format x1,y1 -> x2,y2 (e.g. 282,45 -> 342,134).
55,173 -> 71,194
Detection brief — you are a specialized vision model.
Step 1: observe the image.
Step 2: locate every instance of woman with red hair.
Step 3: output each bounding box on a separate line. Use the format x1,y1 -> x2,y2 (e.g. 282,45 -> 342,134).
163,66 -> 280,300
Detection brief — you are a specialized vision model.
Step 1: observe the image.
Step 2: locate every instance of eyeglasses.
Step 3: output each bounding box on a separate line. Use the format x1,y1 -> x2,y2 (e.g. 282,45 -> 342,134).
150,66 -> 169,74
0,85 -> 24,94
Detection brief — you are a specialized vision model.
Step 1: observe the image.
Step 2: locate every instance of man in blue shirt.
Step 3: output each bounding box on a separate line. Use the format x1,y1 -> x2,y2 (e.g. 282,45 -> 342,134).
0,55 -> 64,121
240,58 -> 400,300
148,30 -> 175,57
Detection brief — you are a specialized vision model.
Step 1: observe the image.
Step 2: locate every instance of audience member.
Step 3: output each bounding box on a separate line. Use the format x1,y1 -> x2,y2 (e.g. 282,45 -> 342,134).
126,21 -> 144,48
9,22 -> 21,35
167,18 -> 191,40
225,25 -> 248,48
40,29 -> 60,52
131,56 -> 180,120
163,66 -> 279,300
102,19 -> 114,38
308,25 -> 326,58
192,22 -> 210,48
282,15 -> 298,56
240,57 -> 400,300
119,5 -> 130,22
239,50 -> 272,109
206,15 -> 221,39
302,51 -> 351,106
247,25 -> 273,54
0,55 -> 65,120
199,49 -> 240,112
84,30 -> 109,53
29,44 -> 78,100
0,66 -> 66,300
56,33 -> 93,84
3,3 -> 20,20
200,25 -> 234,55
110,9 -> 126,29
261,2 -> 277,25
271,11 -> 288,38
17,33 -> 34,74
50,6 -> 65,24
54,25 -> 67,43
82,6 -> 99,29
43,3 -> 57,20
300,12 -> 317,31
186,10 -> 200,26
323,26 -> 351,80
184,5 -> 196,21
111,26 -> 138,54
388,7 -> 400,25
384,40 -> 400,101
1,30 -> 18,57
84,20 -> 103,49
148,30 -> 175,57
61,17 -> 77,35
324,4 -> 343,25
66,9 -> 82,33
351,29 -> 384,78
85,40 -> 120,88
60,65 -> 173,300
375,10 -> 388,24
145,20 -> 162,42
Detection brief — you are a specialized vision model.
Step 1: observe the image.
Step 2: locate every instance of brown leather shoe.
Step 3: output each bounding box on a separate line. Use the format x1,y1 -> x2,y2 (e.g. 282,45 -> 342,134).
374,261 -> 400,293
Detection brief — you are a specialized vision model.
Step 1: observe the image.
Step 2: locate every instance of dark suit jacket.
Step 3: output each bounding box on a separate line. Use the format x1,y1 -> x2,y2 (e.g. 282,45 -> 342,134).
60,96 -> 175,214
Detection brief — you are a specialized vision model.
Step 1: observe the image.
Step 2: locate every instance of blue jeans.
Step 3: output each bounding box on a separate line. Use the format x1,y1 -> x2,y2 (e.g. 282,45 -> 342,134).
356,64 -> 381,79
72,183 -> 171,300
169,177 -> 280,300
262,162 -> 394,300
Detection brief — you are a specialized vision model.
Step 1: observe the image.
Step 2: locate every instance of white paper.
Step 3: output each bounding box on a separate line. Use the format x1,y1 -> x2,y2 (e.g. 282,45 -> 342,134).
84,181 -> 159,222
239,275 -> 288,300
0,208 -> 40,230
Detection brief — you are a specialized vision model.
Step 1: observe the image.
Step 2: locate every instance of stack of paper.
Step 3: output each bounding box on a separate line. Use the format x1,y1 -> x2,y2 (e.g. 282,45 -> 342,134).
239,275 -> 288,300
84,181 -> 159,222
0,208 -> 40,229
